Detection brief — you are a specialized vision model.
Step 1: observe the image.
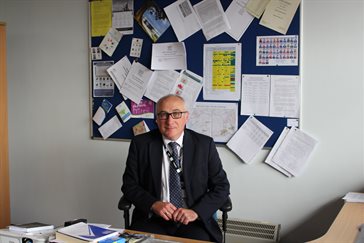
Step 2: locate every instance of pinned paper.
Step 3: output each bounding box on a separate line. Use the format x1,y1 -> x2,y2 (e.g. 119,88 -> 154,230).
132,120 -> 150,136
116,101 -> 131,123
130,38 -> 143,58
98,115 -> 122,139
99,27 -> 123,57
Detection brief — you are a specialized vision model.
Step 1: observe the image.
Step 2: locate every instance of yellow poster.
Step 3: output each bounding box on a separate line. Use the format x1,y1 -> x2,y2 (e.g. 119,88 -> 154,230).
90,0 -> 112,37
212,50 -> 236,92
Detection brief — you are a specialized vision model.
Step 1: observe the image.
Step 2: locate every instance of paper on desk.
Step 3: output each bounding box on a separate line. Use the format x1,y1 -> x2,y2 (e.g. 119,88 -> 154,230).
225,0 -> 254,41
193,0 -> 231,41
270,127 -> 318,176
343,192 -> 364,203
144,70 -> 180,103
120,61 -> 153,104
260,0 -> 301,35
151,42 -> 187,71
98,115 -> 122,139
107,56 -> 131,93
227,116 -> 273,164
164,0 -> 201,42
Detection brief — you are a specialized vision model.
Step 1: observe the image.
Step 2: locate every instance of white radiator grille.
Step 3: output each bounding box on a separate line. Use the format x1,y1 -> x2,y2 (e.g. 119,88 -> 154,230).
218,218 -> 280,242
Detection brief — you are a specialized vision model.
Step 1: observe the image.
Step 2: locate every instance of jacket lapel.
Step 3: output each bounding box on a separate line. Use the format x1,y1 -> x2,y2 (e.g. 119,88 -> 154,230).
150,137 -> 163,199
182,131 -> 195,205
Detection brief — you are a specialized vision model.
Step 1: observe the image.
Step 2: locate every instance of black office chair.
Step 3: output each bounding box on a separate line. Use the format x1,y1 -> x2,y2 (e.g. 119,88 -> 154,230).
118,195 -> 232,243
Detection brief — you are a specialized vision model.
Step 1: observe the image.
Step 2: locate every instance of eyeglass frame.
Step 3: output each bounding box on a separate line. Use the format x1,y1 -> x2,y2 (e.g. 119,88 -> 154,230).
157,111 -> 188,120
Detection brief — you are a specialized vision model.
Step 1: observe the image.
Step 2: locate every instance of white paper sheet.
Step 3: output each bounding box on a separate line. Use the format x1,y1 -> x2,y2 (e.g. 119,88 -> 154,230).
264,127 -> 293,177
170,70 -> 203,111
245,0 -> 270,19
271,127 -> 318,176
227,116 -> 273,164
203,43 -> 241,101
144,70 -> 180,103
164,0 -> 201,41
93,61 -> 114,97
112,0 -> 134,35
260,0 -> 301,34
107,56 -> 131,93
225,0 -> 254,41
193,0 -> 231,41
241,74 -> 271,116
120,61 -> 153,104
92,106 -> 106,126
187,102 -> 238,143
98,115 -> 122,139
99,27 -> 123,57
270,75 -> 300,118
151,42 -> 187,70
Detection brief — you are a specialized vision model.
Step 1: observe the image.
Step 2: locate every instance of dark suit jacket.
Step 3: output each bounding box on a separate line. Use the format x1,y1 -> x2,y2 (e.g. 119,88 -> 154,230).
122,129 -> 230,243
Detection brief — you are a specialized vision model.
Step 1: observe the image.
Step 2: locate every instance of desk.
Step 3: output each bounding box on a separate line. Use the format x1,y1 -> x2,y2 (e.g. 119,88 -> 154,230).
125,229 -> 212,243
307,201 -> 364,243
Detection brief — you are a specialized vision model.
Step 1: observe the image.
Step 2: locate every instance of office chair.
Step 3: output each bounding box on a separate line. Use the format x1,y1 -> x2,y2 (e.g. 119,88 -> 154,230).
118,195 -> 232,243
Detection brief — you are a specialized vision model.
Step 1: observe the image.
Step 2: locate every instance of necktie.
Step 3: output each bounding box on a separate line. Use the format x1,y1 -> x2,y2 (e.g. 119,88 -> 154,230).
168,142 -> 183,208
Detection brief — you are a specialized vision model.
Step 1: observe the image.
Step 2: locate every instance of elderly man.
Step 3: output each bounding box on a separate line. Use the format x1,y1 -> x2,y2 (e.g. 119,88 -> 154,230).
122,94 -> 230,242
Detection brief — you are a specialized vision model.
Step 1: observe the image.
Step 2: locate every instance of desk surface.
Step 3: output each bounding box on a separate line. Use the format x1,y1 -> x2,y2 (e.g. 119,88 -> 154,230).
307,201 -> 364,243
125,229 -> 211,243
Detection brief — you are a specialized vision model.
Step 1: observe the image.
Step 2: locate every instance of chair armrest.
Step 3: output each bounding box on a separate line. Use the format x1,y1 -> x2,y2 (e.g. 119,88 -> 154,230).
118,195 -> 132,211
220,196 -> 232,212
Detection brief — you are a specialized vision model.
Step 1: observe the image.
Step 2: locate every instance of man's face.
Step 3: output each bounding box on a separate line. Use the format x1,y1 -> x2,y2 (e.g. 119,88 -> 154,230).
156,96 -> 189,141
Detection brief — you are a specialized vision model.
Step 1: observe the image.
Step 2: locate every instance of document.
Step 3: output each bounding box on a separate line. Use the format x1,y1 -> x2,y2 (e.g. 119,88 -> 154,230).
260,0 -> 301,34
144,70 -> 180,103
257,35 -> 299,66
164,0 -> 201,41
93,61 -> 114,97
112,0 -> 133,35
187,102 -> 238,143
225,0 -> 254,41
227,116 -> 273,164
343,192 -> 364,203
99,27 -> 123,57
120,61 -> 153,104
193,0 -> 231,41
241,74 -> 271,116
203,43 -> 241,101
265,127 -> 293,177
270,75 -> 300,118
151,42 -> 187,70
267,127 -> 318,176
245,0 -> 270,19
241,74 -> 300,119
98,115 -> 122,139
107,56 -> 131,93
90,0 -> 112,37
170,70 -> 203,111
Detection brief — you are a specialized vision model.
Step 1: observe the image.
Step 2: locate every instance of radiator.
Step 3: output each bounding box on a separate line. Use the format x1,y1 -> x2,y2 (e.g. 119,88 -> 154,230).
217,218 -> 281,243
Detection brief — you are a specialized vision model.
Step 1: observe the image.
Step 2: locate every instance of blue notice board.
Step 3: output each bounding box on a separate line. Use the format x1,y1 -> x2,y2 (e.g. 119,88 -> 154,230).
89,0 -> 301,148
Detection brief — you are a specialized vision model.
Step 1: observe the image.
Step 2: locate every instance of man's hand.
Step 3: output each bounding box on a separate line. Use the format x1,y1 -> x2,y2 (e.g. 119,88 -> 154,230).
151,201 -> 177,221
172,208 -> 198,225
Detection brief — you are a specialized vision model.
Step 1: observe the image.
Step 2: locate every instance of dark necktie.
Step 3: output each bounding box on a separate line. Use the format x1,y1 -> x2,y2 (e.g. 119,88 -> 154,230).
168,142 -> 183,208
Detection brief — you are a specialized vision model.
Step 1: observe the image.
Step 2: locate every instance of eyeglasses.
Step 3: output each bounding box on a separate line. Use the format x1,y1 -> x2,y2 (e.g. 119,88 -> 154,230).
157,111 -> 188,120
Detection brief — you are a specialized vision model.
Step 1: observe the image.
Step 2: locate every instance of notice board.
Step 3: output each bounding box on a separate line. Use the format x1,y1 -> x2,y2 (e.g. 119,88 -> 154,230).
89,0 -> 301,148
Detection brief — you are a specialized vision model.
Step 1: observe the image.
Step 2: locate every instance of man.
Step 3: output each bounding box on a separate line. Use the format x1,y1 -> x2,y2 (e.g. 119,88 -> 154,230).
122,95 -> 230,242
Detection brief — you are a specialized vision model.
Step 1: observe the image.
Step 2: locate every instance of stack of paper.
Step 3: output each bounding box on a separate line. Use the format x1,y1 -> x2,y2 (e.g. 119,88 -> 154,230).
342,192 -> 364,203
265,127 -> 318,177
8,222 -> 54,233
56,222 -> 119,243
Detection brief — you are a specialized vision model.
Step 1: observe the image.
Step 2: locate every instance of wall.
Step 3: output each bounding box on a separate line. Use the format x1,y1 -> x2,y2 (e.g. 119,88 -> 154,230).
1,0 -> 363,242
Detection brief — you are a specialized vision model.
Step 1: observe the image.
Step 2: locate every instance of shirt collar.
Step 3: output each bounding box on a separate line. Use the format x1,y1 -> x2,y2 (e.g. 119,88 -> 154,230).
162,132 -> 184,148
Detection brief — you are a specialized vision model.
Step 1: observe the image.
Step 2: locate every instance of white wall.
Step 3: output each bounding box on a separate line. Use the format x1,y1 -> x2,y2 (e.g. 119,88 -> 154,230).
1,0 -> 363,242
